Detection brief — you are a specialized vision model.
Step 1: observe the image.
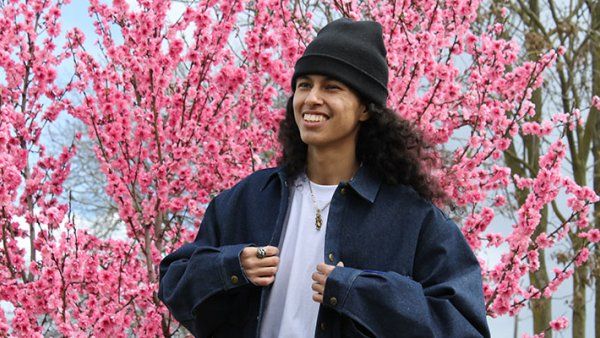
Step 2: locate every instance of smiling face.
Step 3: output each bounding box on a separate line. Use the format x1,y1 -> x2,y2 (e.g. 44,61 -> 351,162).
293,74 -> 368,151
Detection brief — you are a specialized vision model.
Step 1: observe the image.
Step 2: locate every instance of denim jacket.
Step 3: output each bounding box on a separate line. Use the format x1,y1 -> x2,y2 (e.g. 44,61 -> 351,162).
158,166 -> 490,338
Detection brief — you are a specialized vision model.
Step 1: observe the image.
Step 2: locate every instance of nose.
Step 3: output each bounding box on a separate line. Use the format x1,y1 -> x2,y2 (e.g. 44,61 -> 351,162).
304,87 -> 323,106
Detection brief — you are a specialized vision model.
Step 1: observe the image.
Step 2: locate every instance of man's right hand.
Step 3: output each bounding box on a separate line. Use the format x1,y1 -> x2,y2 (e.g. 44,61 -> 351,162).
240,246 -> 280,287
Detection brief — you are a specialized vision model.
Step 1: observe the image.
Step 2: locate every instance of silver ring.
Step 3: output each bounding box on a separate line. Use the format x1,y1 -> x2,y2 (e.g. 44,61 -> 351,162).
256,247 -> 267,259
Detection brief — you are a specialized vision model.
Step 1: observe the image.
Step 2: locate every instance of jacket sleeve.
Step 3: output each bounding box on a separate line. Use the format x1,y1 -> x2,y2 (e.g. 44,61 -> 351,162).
158,197 -> 253,336
322,208 -> 490,338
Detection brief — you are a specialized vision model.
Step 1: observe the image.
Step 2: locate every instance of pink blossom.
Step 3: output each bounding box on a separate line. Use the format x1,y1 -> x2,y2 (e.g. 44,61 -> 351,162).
535,233 -> 553,249
575,248 -> 590,267
549,316 -> 569,331
593,96 -> 600,110
493,195 -> 506,207
486,233 -> 503,247
580,229 -> 600,243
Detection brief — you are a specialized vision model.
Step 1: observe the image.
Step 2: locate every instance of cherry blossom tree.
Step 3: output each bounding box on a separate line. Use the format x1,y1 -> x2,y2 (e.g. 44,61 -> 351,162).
0,0 -> 162,335
1,0 -> 598,336
474,1 -> 600,336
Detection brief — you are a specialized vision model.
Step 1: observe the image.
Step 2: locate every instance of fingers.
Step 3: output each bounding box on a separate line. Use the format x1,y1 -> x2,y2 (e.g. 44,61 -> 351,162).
250,266 -> 278,278
316,263 -> 335,275
242,255 -> 279,268
240,245 -> 280,287
311,272 -> 327,303
254,255 -> 280,268
252,276 -> 275,287
241,247 -> 280,269
311,271 -> 326,284
241,246 -> 279,260
264,245 -> 279,257
312,262 -> 346,304
311,281 -> 324,294
311,272 -> 325,304
246,272 -> 276,287
245,265 -> 278,287
243,256 -> 279,272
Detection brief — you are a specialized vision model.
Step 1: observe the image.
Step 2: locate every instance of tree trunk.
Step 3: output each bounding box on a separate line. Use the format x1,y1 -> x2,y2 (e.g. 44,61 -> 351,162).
574,258 -> 588,338
525,87 -> 551,336
529,207 -> 552,336
522,0 -> 552,331
591,1 -> 600,336
503,88 -> 552,336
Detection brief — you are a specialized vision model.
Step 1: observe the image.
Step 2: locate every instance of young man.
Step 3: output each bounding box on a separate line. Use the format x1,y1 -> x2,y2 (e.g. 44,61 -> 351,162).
159,18 -> 490,338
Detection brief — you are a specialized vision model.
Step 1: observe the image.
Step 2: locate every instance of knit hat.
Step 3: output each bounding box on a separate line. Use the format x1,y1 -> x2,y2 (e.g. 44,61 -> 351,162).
291,18 -> 389,107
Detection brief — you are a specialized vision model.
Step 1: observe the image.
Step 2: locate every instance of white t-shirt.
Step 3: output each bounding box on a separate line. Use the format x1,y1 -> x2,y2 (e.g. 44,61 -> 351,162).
259,174 -> 337,338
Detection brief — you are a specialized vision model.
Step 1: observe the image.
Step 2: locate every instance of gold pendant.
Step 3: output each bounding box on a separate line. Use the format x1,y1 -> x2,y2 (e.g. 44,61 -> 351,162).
315,211 -> 322,230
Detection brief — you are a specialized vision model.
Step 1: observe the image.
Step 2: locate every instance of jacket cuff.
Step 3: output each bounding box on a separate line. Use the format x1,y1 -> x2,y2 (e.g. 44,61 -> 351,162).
219,243 -> 253,290
323,266 -> 362,311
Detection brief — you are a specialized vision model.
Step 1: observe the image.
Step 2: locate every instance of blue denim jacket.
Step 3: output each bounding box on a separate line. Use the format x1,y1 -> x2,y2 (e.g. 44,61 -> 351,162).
158,166 -> 490,337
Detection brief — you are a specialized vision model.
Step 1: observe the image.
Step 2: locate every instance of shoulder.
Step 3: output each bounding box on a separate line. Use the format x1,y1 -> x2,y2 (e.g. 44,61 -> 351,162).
380,182 -> 456,231
213,167 -> 282,205
379,183 -> 433,213
231,167 -> 281,191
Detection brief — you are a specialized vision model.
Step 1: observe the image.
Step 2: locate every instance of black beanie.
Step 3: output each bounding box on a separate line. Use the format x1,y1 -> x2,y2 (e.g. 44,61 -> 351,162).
291,18 -> 389,107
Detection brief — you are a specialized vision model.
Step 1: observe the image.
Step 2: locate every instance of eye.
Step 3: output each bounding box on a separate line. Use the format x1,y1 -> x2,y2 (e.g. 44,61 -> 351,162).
325,82 -> 343,90
296,82 -> 310,89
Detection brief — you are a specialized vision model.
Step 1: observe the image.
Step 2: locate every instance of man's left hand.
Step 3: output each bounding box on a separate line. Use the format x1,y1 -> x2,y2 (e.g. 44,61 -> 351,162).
311,261 -> 344,303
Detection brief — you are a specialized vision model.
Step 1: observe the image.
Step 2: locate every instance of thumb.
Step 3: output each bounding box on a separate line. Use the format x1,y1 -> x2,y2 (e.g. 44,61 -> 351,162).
337,261 -> 344,267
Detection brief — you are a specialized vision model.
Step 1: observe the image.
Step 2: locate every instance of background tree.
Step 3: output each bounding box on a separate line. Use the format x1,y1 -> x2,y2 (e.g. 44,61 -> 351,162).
593,1 -> 600,335
48,119 -> 121,238
474,0 -> 600,336
0,0 -> 149,335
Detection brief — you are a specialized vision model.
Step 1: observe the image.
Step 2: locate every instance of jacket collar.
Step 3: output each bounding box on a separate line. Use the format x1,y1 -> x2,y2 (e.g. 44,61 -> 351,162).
348,165 -> 380,203
261,166 -> 288,191
262,165 -> 381,204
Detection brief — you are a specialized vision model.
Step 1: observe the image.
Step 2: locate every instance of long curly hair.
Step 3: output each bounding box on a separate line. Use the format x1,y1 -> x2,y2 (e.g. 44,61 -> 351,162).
277,96 -> 447,202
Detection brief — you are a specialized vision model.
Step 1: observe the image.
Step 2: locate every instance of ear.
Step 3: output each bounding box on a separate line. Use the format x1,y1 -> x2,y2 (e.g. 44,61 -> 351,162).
358,104 -> 370,121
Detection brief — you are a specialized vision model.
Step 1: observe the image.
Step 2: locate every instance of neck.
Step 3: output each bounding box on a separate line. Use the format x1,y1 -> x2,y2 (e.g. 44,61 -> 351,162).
306,145 -> 360,185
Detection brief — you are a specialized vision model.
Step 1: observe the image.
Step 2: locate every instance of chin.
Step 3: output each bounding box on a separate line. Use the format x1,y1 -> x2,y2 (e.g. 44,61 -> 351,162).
299,135 -> 314,145
299,135 -> 321,147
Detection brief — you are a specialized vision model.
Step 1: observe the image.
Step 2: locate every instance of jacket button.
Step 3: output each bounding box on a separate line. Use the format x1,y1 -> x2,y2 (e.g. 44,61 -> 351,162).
230,275 -> 239,284
328,253 -> 334,262
329,297 -> 337,306
320,322 -> 326,330
340,187 -> 347,195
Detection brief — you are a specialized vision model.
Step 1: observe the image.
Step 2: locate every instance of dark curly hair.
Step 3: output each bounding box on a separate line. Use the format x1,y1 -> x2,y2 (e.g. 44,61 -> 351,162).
277,96 -> 447,202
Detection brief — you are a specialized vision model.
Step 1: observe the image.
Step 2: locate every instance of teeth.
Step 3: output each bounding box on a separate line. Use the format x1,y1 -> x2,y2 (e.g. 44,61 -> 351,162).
304,114 -> 327,122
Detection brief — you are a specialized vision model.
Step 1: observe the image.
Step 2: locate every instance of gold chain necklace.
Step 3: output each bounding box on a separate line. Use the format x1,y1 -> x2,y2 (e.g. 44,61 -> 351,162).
307,179 -> 333,230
